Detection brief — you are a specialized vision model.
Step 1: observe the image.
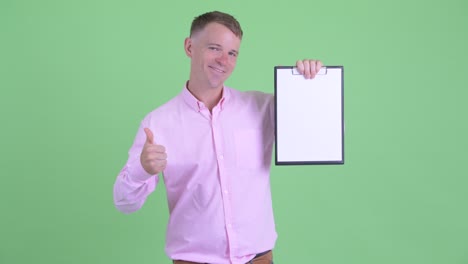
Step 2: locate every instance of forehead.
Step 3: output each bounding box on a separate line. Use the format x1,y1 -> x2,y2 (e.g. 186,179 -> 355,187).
193,22 -> 241,45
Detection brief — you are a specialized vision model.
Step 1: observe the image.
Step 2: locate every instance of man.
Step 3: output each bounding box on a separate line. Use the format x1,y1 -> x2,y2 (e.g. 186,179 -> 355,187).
113,11 -> 322,264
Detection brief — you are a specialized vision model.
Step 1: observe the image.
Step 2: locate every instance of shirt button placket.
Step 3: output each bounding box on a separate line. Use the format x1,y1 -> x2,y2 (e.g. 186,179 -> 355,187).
212,110 -> 236,259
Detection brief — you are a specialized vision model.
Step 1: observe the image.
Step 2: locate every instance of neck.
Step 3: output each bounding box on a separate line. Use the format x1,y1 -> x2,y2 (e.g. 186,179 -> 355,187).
186,81 -> 223,111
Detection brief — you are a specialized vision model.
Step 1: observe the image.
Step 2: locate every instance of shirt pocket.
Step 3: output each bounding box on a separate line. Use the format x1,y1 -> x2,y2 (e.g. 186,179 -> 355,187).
234,129 -> 265,169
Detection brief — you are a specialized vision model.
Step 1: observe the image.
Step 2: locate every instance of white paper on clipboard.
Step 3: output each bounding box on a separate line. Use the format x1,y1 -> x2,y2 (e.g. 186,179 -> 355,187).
274,66 -> 344,165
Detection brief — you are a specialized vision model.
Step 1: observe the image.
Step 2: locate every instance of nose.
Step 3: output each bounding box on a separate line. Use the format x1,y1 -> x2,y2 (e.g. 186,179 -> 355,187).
215,52 -> 228,65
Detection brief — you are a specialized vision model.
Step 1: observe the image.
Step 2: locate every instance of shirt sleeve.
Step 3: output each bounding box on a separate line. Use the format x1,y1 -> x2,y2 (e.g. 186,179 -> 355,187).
267,93 -> 275,134
113,118 -> 159,214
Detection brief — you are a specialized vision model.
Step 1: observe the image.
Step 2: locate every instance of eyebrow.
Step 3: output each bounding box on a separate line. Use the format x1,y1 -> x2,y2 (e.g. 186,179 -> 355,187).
207,43 -> 239,55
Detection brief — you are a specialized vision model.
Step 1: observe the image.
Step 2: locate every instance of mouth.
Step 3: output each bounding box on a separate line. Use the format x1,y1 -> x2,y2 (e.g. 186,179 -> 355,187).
209,66 -> 226,74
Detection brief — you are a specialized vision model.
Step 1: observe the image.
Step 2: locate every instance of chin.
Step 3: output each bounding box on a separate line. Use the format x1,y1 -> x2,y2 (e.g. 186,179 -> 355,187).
208,79 -> 226,89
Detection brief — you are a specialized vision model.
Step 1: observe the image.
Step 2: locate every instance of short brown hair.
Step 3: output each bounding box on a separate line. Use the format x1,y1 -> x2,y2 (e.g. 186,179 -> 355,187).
190,11 -> 243,39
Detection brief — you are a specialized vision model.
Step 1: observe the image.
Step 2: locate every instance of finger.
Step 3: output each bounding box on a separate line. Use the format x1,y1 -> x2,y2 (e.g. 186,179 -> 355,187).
309,60 -> 316,79
154,144 -> 166,153
296,60 -> 304,74
144,128 -> 154,144
154,159 -> 167,169
146,152 -> 167,160
316,60 -> 323,73
155,152 -> 168,160
149,158 -> 167,168
145,144 -> 166,154
303,59 -> 311,79
311,60 -> 323,79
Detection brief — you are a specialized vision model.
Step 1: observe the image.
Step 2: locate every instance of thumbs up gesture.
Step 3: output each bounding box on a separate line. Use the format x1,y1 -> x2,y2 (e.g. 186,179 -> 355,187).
140,128 -> 167,175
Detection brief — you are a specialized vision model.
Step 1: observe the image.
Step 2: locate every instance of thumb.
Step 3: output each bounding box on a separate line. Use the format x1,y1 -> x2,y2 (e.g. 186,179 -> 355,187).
144,128 -> 154,144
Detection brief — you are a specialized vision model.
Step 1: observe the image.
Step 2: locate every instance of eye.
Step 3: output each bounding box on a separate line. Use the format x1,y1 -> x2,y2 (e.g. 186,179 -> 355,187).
228,52 -> 237,57
209,46 -> 220,51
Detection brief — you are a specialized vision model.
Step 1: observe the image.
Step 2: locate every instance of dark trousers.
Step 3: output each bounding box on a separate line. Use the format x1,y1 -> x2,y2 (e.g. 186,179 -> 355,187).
173,250 -> 273,264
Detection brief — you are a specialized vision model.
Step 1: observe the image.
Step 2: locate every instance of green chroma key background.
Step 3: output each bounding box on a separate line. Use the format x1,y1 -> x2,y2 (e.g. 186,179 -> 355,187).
1,0 -> 467,263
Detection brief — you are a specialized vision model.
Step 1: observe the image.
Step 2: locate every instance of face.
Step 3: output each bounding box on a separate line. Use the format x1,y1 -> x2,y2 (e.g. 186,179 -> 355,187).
184,22 -> 241,91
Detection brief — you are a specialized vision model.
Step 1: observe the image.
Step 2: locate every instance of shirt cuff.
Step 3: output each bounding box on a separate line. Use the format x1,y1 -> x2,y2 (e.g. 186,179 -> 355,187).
128,162 -> 155,182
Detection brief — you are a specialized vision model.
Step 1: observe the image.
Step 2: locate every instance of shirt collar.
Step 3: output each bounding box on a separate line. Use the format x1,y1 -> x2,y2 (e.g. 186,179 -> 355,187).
181,83 -> 231,112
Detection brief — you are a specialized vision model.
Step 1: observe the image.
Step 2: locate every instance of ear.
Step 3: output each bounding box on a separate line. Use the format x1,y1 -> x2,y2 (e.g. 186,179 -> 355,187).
184,37 -> 192,58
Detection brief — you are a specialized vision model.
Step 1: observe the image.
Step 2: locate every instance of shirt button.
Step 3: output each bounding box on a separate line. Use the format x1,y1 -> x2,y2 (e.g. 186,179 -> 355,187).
219,155 -> 224,160
224,190 -> 229,194
227,223 -> 232,228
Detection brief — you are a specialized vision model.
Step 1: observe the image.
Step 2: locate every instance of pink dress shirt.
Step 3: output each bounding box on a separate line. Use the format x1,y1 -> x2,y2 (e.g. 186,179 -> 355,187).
113,86 -> 277,264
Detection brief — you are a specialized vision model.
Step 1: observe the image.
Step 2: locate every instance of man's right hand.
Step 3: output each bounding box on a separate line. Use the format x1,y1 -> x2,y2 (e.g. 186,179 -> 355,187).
140,128 -> 167,175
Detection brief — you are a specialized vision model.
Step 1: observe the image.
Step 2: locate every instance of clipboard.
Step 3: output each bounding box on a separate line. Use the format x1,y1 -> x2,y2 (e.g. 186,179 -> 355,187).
274,66 -> 344,165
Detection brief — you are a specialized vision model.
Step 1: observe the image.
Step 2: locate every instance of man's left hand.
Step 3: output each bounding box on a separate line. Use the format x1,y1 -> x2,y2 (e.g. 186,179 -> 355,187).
296,59 -> 323,79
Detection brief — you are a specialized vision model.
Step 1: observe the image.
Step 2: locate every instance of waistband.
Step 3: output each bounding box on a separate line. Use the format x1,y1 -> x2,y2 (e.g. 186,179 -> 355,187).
254,250 -> 271,259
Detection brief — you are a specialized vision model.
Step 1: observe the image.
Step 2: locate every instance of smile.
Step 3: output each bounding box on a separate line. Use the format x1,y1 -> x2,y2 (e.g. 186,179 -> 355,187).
209,66 -> 226,73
